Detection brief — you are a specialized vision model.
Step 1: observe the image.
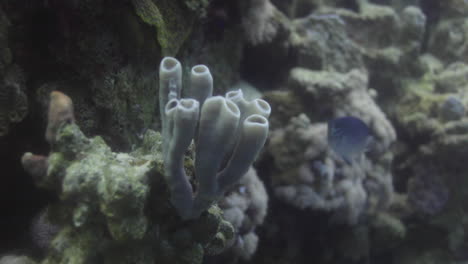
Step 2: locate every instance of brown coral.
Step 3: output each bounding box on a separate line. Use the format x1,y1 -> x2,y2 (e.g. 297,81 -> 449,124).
21,153 -> 48,183
45,91 -> 75,144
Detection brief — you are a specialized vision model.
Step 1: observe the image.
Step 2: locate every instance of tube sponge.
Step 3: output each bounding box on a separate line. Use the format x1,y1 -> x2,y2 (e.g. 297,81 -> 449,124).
189,65 -> 213,106
194,97 -> 241,210
159,57 -> 271,219
164,98 -> 200,219
226,89 -> 271,121
159,57 -> 182,154
218,114 -> 269,191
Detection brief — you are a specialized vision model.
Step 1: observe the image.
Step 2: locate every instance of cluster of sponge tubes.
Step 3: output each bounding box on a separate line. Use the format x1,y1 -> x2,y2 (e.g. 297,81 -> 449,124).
159,57 -> 271,220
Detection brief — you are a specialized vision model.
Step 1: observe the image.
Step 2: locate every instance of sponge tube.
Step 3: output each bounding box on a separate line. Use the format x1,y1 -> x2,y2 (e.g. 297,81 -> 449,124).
189,65 -> 213,108
226,89 -> 271,122
164,98 -> 199,219
160,57 -> 182,154
218,114 -> 269,192
193,96 -> 241,216
159,57 -> 272,220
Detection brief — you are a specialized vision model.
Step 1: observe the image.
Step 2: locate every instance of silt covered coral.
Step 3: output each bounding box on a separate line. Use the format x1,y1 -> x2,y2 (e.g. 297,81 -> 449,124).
215,167 -> 268,262
269,68 -> 396,225
19,54 -> 273,263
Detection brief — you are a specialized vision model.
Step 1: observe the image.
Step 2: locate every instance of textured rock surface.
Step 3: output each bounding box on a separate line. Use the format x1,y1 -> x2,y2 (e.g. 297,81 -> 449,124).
216,167 -> 268,261
21,92 -> 234,264
270,68 -> 396,225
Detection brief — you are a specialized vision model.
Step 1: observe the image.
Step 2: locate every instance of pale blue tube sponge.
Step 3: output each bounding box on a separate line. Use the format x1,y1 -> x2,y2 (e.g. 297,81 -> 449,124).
159,57 -> 183,156
159,57 -> 270,219
188,65 -> 213,107
192,96 -> 241,214
164,98 -> 200,219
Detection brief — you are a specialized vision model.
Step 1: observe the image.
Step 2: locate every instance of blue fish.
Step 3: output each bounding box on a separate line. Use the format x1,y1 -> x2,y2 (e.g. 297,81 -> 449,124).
327,116 -> 373,165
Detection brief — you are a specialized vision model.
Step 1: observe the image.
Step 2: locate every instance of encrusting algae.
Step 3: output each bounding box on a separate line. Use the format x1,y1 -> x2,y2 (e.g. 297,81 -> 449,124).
21,91 -> 234,264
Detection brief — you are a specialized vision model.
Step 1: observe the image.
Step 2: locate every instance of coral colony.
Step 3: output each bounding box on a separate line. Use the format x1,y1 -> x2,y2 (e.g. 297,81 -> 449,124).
19,58 -> 270,264
3,0 -> 468,263
159,57 -> 270,219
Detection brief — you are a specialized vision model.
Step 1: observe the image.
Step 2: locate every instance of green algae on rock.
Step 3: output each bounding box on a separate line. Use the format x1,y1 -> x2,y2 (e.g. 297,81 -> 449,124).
21,91 -> 234,264
131,0 -> 195,56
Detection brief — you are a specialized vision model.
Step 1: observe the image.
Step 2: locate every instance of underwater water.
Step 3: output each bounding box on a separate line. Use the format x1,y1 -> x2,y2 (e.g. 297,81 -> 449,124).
1,0 -> 468,263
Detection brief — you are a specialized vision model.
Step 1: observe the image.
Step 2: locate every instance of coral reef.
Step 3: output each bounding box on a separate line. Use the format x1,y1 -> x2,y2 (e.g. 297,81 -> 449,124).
439,96 -> 465,121
1,0 -> 246,150
21,91 -> 234,264
0,66 -> 28,137
269,68 -> 395,225
0,7 -> 27,137
217,167 -> 268,261
289,12 -> 364,72
131,0 -> 195,56
184,0 -> 211,18
241,1 -> 460,263
390,54 -> 468,262
240,0 -> 286,45
4,0 -> 468,263
159,57 -> 270,220
428,18 -> 468,64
